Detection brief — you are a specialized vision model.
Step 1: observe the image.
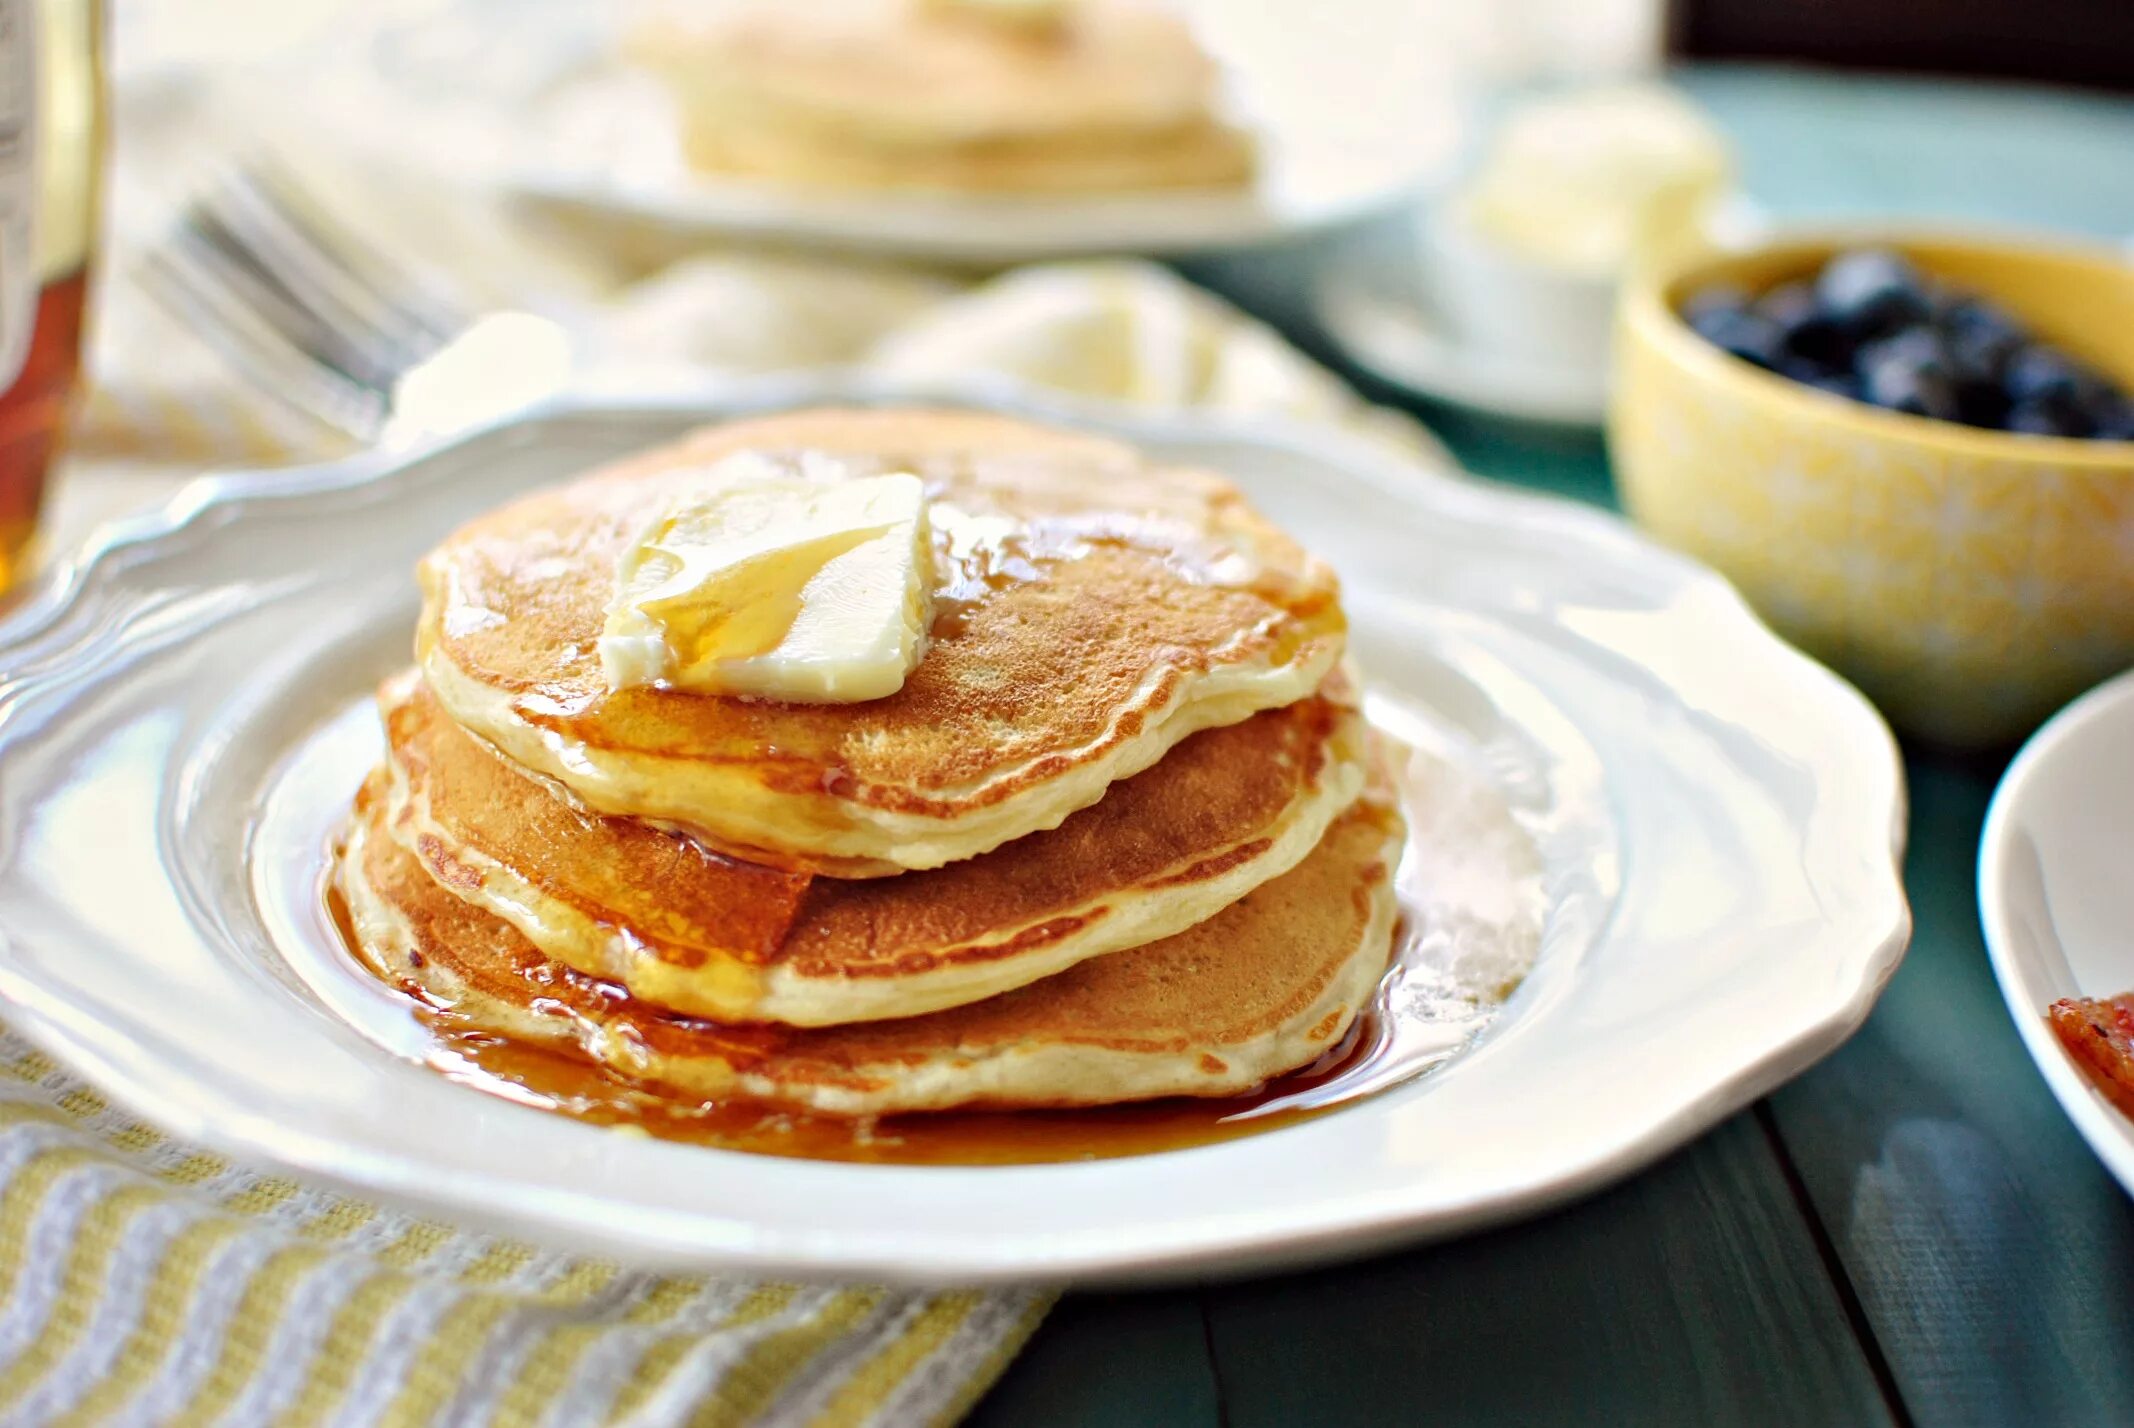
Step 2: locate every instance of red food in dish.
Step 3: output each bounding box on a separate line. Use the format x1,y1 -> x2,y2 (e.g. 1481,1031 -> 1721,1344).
2047,995 -> 2134,1118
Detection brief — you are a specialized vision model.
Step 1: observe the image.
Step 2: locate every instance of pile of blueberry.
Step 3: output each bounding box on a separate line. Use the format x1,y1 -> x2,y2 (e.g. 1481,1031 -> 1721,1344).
1682,248 -> 2134,440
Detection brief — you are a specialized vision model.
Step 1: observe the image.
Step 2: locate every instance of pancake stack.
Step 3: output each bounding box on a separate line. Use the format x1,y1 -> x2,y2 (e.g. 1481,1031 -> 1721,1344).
336,408 -> 1404,1117
626,0 -> 1256,195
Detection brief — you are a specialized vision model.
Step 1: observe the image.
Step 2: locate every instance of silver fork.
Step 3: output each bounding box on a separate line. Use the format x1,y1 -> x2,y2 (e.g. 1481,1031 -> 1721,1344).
138,159 -> 560,444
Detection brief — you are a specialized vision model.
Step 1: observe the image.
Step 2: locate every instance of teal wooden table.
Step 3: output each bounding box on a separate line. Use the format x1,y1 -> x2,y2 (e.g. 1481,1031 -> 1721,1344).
970,67 -> 2134,1427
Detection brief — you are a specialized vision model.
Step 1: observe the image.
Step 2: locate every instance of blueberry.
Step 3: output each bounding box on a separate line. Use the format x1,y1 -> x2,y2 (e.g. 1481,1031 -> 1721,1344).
1870,368 -> 1960,421
1815,248 -> 1931,340
1800,371 -> 1864,403
1757,280 -> 1849,367
1948,329 -> 2022,388
2097,403 -> 2134,442
1955,378 -> 2011,429
1858,327 -> 1951,377
1689,305 -> 1785,370
1941,296 -> 2025,349
1756,281 -> 1818,325
1682,283 -> 1752,326
2003,345 -> 2090,405
2076,389 -> 2130,435
2005,396 -> 2092,438
1857,329 -> 1959,419
1780,356 -> 1863,402
1942,306 -> 2023,387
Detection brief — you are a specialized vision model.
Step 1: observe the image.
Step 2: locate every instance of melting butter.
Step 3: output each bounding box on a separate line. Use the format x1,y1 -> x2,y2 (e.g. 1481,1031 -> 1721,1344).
600,470 -> 934,703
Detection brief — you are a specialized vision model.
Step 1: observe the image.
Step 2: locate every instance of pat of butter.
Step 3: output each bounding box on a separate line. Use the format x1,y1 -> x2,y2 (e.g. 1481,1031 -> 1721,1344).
600,470 -> 934,703
1461,85 -> 1728,276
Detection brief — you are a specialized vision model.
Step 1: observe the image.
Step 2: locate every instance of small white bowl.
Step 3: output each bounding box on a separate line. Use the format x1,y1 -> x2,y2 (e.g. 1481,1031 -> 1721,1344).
1419,200 -> 1618,371
1980,667 -> 2134,1197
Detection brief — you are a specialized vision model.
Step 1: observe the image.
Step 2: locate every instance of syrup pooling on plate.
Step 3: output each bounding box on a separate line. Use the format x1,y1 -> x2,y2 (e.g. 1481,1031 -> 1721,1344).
317,729 -> 1545,1164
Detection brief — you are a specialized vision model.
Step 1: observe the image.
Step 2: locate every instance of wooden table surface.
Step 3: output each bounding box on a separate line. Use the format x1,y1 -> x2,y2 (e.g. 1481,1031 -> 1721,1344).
971,67 -> 2134,1428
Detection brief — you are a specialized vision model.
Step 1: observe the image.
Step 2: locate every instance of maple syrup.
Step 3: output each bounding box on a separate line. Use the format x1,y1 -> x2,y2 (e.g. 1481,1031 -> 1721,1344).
324,875 -> 1473,1166
0,266 -> 88,589
0,0 -> 101,595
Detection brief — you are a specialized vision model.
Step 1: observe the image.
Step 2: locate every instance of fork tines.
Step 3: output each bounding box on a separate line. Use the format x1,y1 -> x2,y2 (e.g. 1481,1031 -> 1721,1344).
138,158 -> 471,443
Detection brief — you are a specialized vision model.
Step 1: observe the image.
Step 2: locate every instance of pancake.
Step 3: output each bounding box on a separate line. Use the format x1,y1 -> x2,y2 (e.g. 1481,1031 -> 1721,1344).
630,0 -> 1255,195
338,775 -> 1403,1117
679,111 -> 1254,196
381,663 -> 1365,1026
418,408 -> 1346,877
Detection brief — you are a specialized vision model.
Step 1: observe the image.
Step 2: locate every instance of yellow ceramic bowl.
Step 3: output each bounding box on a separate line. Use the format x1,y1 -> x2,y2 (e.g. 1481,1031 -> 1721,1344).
1612,231 -> 2134,748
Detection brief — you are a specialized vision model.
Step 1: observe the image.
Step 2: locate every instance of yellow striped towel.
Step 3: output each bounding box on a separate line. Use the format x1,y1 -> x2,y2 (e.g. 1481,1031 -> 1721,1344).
0,1030 -> 1050,1426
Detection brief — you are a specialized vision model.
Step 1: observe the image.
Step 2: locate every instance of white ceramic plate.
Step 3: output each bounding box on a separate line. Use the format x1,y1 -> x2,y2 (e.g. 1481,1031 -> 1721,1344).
509,163 -> 1381,267
494,5 -> 1461,264
1980,669 -> 2134,1196
0,377 -> 1908,1285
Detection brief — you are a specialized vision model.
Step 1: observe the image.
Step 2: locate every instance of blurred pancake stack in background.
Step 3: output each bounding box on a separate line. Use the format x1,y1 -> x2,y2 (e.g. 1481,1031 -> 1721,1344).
624,0 -> 1257,193
334,407 -> 1406,1129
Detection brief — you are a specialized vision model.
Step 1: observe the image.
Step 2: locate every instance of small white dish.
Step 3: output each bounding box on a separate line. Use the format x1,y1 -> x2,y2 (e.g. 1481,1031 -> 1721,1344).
1312,196 -> 1768,427
1311,222 -> 1612,426
0,376 -> 1908,1284
1420,202 -> 1620,374
507,120 -> 1444,267
1980,669 -> 2134,1196
1315,274 -> 1613,427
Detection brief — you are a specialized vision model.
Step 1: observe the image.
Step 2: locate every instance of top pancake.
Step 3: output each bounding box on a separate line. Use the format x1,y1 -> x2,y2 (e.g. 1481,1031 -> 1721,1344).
631,0 -> 1255,194
418,408 -> 1346,876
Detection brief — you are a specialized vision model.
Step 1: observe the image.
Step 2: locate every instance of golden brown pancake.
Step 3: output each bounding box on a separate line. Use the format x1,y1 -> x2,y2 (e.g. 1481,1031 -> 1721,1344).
630,0 -> 1256,195
678,112 -> 1255,196
418,408 -> 1346,877
339,776 -> 1403,1116
381,664 -> 1365,1026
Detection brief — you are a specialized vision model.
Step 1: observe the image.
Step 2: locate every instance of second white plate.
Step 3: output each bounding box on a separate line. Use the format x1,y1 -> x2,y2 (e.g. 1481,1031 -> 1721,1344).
497,2 -> 1462,263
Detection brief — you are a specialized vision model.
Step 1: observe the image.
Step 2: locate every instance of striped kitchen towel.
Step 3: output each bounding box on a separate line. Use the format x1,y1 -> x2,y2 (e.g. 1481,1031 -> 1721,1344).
0,1031 -> 1049,1426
